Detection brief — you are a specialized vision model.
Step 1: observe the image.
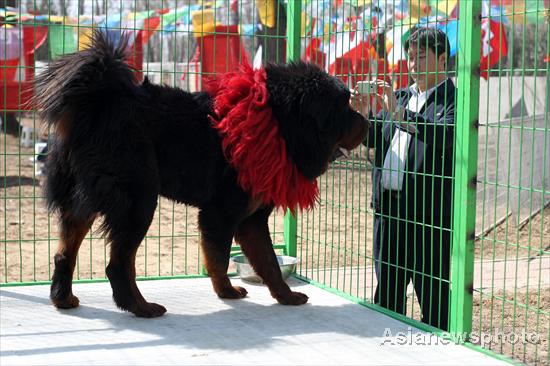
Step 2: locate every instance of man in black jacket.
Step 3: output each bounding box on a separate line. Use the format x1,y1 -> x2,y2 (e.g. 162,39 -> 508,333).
353,27 -> 455,330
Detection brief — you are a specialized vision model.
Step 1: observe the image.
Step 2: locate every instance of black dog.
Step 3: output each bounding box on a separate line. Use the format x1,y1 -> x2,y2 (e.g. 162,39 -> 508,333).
35,31 -> 368,317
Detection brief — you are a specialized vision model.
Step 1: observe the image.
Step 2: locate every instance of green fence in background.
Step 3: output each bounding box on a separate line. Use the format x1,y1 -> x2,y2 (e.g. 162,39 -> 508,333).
1,1 -> 548,365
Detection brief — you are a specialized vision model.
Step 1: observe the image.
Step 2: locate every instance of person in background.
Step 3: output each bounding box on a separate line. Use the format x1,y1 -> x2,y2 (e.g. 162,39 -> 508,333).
352,27 -> 456,331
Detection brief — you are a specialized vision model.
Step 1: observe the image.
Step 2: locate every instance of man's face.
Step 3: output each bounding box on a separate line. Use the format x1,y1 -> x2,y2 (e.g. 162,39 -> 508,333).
407,45 -> 446,89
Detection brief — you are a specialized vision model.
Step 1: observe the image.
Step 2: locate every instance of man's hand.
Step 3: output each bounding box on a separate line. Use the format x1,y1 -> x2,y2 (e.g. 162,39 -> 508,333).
350,89 -> 372,116
374,80 -> 398,114
374,80 -> 408,122
398,121 -> 418,134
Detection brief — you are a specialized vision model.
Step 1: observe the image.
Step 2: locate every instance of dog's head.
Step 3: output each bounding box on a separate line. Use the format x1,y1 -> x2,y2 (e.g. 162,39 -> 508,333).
265,62 -> 368,180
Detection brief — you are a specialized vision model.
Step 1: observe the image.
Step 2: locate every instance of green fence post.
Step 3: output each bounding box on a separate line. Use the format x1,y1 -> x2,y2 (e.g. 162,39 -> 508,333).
450,0 -> 482,339
284,213 -> 297,257
283,0 -> 301,258
286,0 -> 302,61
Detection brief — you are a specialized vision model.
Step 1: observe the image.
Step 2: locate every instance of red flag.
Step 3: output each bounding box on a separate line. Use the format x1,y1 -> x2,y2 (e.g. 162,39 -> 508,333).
230,0 -> 239,14
480,19 -> 507,80
303,38 -> 326,68
140,16 -> 161,44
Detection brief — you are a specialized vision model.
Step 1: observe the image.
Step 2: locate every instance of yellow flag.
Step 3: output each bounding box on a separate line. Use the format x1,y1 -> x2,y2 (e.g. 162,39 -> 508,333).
408,1 -> 431,21
78,28 -> 93,50
435,0 -> 458,16
256,0 -> 276,28
191,9 -> 219,37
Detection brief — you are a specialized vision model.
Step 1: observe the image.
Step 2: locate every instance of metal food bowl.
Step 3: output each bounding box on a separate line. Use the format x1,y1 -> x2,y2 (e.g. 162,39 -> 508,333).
231,254 -> 298,284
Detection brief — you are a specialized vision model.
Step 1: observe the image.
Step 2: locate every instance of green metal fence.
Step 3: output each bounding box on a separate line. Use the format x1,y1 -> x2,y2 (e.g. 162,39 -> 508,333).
1,1 -> 548,365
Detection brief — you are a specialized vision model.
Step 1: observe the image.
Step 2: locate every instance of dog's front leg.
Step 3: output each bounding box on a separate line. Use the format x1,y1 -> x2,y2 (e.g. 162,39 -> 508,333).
235,206 -> 308,305
199,208 -> 248,299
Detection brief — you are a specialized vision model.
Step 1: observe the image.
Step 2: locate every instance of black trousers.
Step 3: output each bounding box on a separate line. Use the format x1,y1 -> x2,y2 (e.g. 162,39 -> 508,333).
373,212 -> 451,331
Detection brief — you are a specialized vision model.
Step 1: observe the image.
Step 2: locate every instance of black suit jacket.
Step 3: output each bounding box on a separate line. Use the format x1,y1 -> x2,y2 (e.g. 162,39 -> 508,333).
363,78 -> 456,221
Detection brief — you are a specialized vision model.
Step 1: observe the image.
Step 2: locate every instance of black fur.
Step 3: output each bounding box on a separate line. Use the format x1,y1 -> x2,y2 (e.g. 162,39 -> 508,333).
35,31 -> 367,317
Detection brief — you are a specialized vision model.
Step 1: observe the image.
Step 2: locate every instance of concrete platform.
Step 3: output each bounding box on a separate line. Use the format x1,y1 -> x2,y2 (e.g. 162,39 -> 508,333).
1,278 -> 507,365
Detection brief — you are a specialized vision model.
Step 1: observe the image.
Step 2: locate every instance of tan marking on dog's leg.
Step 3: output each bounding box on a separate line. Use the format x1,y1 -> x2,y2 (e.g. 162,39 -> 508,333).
51,213 -> 96,309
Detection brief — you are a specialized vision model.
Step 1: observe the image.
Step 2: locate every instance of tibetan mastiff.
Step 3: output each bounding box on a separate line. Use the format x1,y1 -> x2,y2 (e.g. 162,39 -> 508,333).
35,31 -> 368,317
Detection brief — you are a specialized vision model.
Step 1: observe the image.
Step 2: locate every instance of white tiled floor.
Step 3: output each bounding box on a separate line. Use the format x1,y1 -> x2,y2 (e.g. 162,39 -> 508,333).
1,278 -> 508,365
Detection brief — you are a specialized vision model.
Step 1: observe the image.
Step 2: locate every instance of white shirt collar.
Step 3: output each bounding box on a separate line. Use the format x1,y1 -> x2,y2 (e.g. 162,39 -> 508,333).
410,78 -> 448,97
407,78 -> 448,113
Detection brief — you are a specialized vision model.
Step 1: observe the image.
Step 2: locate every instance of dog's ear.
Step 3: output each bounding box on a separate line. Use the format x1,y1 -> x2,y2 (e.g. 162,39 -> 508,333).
283,115 -> 331,180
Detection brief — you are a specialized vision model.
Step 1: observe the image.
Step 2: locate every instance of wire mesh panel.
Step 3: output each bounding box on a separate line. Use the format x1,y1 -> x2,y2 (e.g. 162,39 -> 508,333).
0,1 -> 549,365
473,1 -> 549,365
297,0 -> 459,331
0,0 -> 291,284
293,1 -> 548,365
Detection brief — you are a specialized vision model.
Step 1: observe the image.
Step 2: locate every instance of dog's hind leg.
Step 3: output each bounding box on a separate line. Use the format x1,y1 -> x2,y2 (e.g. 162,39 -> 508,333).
104,191 -> 166,318
199,208 -> 248,299
235,207 -> 308,305
51,211 -> 96,309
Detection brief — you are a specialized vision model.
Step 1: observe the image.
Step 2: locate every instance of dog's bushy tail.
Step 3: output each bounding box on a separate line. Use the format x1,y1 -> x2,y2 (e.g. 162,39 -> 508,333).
35,30 -> 136,132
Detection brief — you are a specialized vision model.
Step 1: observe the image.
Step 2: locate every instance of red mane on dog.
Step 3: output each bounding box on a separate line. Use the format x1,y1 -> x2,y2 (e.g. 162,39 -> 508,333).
206,63 -> 319,213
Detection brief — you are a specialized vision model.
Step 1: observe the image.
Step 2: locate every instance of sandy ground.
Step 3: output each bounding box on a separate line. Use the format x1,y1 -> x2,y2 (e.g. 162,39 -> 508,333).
402,288 -> 549,366
2,118 -> 549,365
472,289 -> 550,366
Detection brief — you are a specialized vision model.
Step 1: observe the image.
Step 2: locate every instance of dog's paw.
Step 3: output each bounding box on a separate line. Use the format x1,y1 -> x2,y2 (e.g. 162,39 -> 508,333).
218,286 -> 248,299
276,291 -> 309,305
51,294 -> 80,309
132,302 -> 167,318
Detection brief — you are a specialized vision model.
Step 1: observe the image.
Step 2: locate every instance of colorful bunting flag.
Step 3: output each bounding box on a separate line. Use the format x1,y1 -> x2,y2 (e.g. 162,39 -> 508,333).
0,26 -> 21,60
480,18 -> 508,79
48,24 -> 77,58
385,21 -> 411,66
437,19 -> 458,56
482,0 -> 509,25
492,0 -> 547,24
256,0 -> 276,28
